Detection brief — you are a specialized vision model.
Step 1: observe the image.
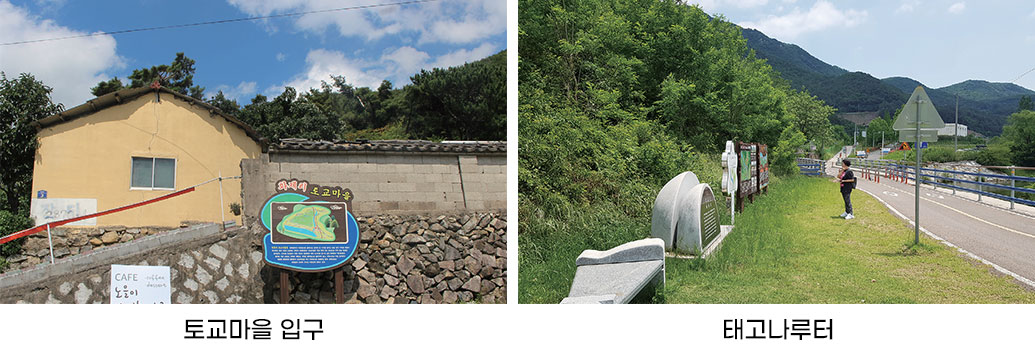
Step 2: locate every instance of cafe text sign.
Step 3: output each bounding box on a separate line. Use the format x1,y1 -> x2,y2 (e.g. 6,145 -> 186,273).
110,264 -> 171,304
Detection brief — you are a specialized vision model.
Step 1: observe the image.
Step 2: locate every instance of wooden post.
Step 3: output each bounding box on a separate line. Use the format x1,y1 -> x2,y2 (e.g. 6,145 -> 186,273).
335,269 -> 345,304
280,270 -> 290,304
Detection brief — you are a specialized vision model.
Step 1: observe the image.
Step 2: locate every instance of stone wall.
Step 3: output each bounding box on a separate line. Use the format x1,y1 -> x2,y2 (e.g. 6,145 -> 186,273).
0,223 -> 262,304
242,151 -> 506,216
2,225 -> 178,273
254,211 -> 506,304
1,212 -> 507,304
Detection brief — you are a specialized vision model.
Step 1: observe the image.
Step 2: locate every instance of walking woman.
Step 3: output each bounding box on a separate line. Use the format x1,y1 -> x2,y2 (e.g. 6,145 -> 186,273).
836,159 -> 856,219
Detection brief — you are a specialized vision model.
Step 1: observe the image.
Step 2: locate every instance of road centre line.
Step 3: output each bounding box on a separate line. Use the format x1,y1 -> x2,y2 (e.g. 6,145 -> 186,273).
876,181 -> 1035,240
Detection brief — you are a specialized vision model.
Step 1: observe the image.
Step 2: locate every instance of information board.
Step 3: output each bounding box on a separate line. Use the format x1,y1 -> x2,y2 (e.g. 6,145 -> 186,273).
110,265 -> 170,304
260,179 -> 360,272
758,144 -> 769,190
737,142 -> 758,198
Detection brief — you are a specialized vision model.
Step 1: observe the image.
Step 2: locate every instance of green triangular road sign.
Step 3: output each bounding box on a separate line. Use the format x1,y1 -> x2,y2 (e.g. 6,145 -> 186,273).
894,86 -> 944,130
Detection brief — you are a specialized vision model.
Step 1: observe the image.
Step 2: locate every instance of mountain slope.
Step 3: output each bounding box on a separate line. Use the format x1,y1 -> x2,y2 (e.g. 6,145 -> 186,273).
939,80 -> 1035,102
741,26 -> 1031,136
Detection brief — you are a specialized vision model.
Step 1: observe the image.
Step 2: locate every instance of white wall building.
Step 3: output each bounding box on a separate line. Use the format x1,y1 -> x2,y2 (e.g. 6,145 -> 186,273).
938,123 -> 968,136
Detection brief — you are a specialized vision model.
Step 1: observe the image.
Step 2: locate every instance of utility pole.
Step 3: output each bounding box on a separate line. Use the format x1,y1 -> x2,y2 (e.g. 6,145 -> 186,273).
914,96 -> 922,246
955,95 -> 958,153
854,123 -> 857,149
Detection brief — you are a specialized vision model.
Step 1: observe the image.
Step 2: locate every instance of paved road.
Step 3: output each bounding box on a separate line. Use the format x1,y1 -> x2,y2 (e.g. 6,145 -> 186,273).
826,149 -> 1035,287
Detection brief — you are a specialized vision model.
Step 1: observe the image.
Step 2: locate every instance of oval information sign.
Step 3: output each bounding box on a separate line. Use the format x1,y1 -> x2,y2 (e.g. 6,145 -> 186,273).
260,179 -> 360,272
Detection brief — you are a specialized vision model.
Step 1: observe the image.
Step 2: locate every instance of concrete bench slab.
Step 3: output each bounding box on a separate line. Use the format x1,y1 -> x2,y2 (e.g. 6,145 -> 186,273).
562,238 -> 665,304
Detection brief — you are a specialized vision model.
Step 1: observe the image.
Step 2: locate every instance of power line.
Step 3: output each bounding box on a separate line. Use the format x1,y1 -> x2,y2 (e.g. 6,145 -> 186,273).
0,0 -> 441,46
1010,65 -> 1035,83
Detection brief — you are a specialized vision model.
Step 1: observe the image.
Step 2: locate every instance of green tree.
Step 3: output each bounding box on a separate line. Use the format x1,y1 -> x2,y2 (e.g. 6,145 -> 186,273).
772,127 -> 807,176
1003,110 -> 1035,166
866,114 -> 895,147
407,50 -> 506,140
90,77 -> 124,97
1020,95 -> 1033,112
0,73 -> 63,214
784,89 -> 835,148
208,91 -> 241,118
237,87 -> 341,142
91,52 -> 205,99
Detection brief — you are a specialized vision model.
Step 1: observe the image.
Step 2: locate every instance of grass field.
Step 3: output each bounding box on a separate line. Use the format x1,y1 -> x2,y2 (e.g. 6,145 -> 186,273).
519,175 -> 1035,303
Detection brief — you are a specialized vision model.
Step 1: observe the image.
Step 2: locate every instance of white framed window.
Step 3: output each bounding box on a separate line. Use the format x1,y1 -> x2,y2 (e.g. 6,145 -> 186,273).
131,157 -> 176,190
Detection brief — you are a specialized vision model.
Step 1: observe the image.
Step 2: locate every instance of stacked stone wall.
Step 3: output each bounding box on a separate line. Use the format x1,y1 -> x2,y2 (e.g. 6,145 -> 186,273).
1,212 -> 506,304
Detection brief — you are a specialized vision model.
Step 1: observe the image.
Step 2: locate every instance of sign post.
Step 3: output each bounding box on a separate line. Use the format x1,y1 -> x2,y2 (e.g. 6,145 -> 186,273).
721,141 -> 738,224
893,86 -> 944,245
259,179 -> 361,304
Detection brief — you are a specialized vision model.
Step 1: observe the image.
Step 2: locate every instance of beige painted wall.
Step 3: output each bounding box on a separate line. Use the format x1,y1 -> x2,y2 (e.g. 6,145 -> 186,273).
31,93 -> 262,227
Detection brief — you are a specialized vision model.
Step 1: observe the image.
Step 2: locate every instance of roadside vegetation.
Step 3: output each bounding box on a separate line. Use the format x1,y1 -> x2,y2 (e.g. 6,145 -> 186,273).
518,0 -> 1035,303
518,0 -> 842,302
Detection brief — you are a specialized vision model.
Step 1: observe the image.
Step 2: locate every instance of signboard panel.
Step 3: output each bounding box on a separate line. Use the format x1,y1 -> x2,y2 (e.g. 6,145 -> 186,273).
260,179 -> 360,272
897,129 -> 939,143
699,188 -> 720,249
737,142 -> 756,198
110,265 -> 170,304
758,144 -> 769,190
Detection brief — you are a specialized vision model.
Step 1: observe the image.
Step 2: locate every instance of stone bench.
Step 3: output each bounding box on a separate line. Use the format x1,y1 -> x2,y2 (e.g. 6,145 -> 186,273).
560,238 -> 665,304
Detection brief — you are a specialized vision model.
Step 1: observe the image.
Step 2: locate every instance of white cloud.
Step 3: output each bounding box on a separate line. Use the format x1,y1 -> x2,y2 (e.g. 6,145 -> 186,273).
948,2 -> 965,14
382,46 -> 430,77
34,0 -> 66,11
896,1 -> 920,14
226,0 -> 505,45
272,43 -> 500,94
0,0 -> 123,107
275,53 -> 286,62
213,81 -> 257,102
738,1 -> 867,40
430,42 -> 497,69
269,48 -> 385,95
694,0 -> 769,12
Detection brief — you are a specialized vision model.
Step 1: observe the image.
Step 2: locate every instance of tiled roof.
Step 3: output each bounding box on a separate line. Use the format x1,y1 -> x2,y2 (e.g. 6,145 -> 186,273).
273,139 -> 507,153
36,86 -> 266,147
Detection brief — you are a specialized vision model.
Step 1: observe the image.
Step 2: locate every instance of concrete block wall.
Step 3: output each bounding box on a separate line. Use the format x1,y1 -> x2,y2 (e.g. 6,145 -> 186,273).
242,151 -> 506,216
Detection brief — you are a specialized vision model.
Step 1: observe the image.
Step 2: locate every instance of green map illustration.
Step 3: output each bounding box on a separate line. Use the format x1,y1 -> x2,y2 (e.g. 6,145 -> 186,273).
276,204 -> 339,241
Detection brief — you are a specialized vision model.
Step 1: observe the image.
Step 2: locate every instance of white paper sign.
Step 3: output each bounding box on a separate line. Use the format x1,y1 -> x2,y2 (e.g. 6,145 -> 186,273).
110,265 -> 171,304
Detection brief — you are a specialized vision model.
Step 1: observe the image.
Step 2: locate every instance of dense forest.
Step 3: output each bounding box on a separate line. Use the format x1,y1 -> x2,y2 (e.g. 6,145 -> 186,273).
519,0 -> 837,216
518,0 -> 843,303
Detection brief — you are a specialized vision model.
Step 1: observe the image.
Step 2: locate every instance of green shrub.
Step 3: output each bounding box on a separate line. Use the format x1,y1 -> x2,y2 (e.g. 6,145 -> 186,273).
0,210 -> 33,257
772,127 -> 806,177
976,144 -> 1012,167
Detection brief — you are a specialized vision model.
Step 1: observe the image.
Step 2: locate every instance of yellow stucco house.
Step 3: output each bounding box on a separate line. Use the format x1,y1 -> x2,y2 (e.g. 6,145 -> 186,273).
30,86 -> 265,228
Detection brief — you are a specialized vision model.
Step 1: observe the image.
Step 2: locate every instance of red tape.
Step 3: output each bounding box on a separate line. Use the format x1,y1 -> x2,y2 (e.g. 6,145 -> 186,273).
0,187 -> 196,245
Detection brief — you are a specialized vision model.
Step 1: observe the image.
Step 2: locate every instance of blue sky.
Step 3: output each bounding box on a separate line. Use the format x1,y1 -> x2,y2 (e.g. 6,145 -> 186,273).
0,0 -> 506,107
695,0 -> 1035,91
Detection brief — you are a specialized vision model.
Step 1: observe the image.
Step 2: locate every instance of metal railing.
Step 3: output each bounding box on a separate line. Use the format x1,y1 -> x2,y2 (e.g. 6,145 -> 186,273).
796,158 -> 826,176
852,156 -> 1035,210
